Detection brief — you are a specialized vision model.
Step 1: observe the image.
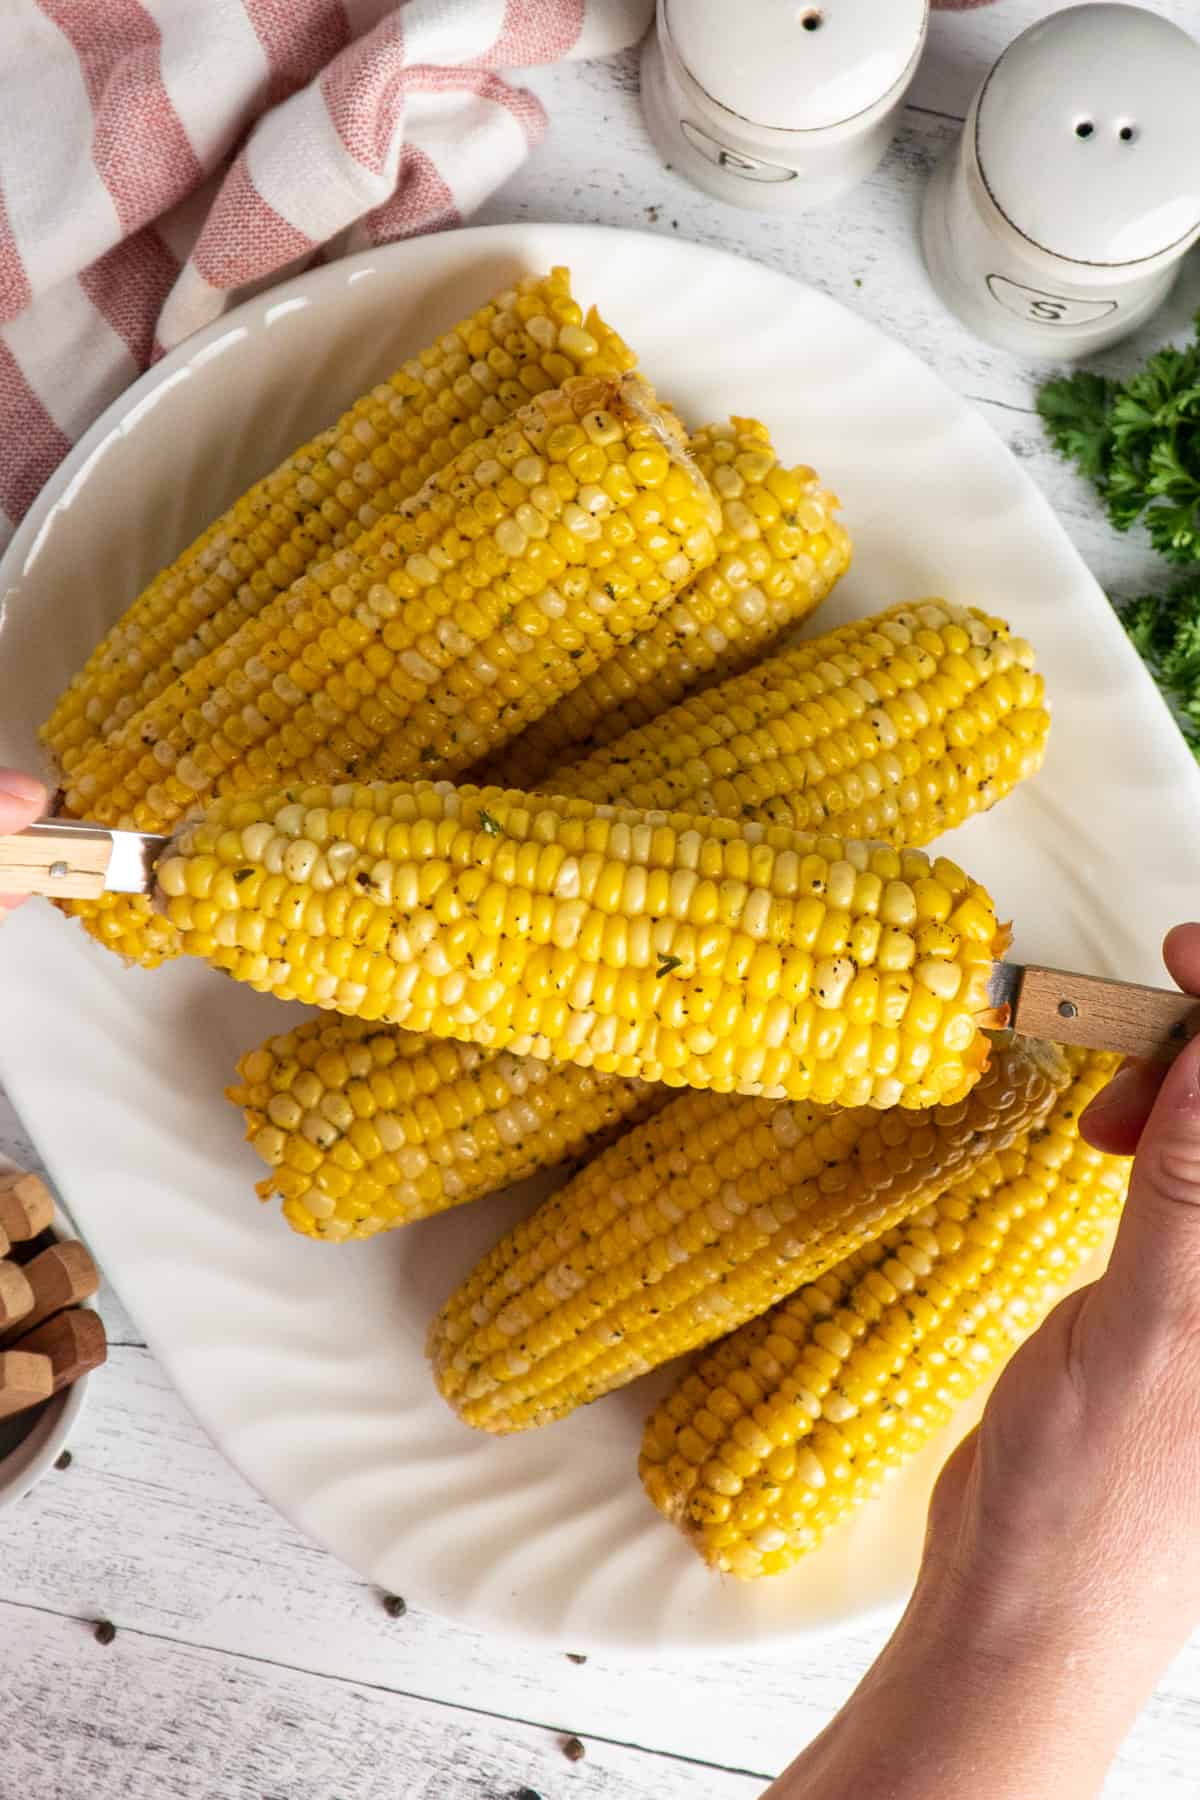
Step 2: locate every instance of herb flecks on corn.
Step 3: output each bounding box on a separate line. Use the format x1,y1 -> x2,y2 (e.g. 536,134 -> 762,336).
228,597 -> 1048,1241
63,375 -> 717,968
640,1050 -> 1126,1578
231,1016 -> 666,1241
428,1036 -> 1068,1433
551,601 -> 1049,846
44,270 -> 636,769
65,374 -> 714,825
155,780 -> 1006,1107
489,418 -> 850,787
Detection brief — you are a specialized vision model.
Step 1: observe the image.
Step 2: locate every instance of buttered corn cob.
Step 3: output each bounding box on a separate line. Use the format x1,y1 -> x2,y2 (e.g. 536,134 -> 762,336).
486,418 -> 849,787
156,780 -> 1007,1106
639,1050 -> 1126,1578
428,1036 -> 1067,1433
230,1016 -> 667,1241
64,375 -> 718,967
44,270 -> 635,770
228,598 -> 1048,1241
551,601 -> 1049,844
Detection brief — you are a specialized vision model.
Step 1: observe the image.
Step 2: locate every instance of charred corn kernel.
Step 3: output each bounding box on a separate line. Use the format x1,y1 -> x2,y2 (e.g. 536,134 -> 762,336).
640,1050 -> 1126,1577
545,600 -> 1050,845
62,376 -> 717,968
229,1014 -> 668,1240
43,271 -> 636,769
485,419 -> 850,785
157,779 -> 1006,1105
427,1036 -> 1067,1432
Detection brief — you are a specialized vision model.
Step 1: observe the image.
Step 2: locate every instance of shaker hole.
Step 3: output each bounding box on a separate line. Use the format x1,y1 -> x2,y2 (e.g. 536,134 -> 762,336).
1075,120 -> 1094,139
801,9 -> 824,29
1119,124 -> 1137,142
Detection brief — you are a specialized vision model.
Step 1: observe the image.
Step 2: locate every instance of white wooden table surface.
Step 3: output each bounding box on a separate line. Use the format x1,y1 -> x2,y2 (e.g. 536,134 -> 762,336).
5,6 -> 1200,1796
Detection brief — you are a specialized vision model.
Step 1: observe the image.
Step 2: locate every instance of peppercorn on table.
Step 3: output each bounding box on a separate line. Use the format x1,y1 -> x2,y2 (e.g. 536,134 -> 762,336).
4,19 -> 1200,1794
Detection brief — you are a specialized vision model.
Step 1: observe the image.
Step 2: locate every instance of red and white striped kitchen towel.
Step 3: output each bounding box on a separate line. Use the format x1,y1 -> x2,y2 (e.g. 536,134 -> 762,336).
0,0 -> 653,548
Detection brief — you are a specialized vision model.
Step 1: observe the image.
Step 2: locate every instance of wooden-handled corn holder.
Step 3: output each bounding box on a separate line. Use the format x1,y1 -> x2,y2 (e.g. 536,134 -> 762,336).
3,819 -> 1200,1066
991,963 -> 1200,1063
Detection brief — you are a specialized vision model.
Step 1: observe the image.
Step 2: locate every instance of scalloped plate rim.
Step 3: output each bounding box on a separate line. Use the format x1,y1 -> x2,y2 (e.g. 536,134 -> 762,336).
0,222 -> 1194,1657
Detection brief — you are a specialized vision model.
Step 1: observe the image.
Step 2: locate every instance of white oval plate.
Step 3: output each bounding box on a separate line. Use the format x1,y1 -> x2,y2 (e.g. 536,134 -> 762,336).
1,225 -> 1196,1655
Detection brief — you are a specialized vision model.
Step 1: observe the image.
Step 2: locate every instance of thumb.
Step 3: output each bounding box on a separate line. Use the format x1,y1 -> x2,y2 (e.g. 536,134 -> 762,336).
0,770 -> 48,911
1089,1033 -> 1200,1347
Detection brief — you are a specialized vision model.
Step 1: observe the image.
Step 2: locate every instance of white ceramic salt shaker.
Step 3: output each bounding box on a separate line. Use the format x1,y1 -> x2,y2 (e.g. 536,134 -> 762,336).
921,3 -> 1200,357
641,0 -> 929,212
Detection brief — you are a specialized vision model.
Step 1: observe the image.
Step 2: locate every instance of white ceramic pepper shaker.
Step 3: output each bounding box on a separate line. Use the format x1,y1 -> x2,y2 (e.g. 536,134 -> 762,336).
921,3 -> 1200,357
641,0 -> 929,212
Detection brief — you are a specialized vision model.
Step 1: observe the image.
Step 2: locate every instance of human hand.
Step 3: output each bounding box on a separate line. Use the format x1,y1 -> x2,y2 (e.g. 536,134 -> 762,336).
909,922 -> 1200,1781
0,769 -> 48,918
771,926 -> 1200,1800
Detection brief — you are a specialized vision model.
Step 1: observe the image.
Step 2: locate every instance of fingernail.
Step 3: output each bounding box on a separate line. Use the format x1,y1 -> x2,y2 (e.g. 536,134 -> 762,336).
0,770 -> 44,805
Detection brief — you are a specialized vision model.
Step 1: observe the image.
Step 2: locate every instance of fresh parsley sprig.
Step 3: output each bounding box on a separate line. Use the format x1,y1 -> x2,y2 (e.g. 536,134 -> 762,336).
1038,311 -> 1200,564
1038,316 -> 1200,758
1118,585 -> 1200,750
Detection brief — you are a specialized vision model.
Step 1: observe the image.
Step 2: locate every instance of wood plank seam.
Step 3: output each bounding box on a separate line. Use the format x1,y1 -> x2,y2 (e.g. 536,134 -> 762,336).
0,1592 -> 778,1785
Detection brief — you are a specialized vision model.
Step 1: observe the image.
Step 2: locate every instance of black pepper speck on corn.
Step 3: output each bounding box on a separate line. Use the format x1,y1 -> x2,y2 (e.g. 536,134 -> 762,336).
61,370 -> 717,970
546,600 -> 1050,848
159,783 -> 1007,1110
44,269 -> 636,766
640,1049 -> 1128,1578
428,1037 -> 1068,1434
488,416 -> 851,787
224,599 -> 1049,1247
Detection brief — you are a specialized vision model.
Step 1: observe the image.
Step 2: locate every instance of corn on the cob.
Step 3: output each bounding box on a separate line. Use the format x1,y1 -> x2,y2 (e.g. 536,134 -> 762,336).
156,779 -> 1007,1105
230,1016 -> 667,1241
486,418 -> 850,788
44,270 -> 636,770
428,1036 -> 1067,1433
640,1049 -> 1126,1577
549,600 -> 1049,844
227,598 -> 1046,1241
64,376 -> 718,967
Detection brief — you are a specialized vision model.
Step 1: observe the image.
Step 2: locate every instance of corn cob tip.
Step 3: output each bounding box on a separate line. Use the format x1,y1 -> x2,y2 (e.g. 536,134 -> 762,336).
638,1047 -> 1126,1578
227,1012 -> 667,1242
505,598 -> 1048,848
478,415 -> 851,789
43,266 -> 639,768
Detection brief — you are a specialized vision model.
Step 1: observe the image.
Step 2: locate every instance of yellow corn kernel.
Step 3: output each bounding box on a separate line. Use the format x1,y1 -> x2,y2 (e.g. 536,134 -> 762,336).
43,270 -> 637,768
428,1036 -> 1068,1432
483,417 -> 851,787
157,779 -> 1006,1107
61,375 -> 718,968
542,600 -> 1050,848
228,1015 -> 667,1240
640,1051 -> 1127,1577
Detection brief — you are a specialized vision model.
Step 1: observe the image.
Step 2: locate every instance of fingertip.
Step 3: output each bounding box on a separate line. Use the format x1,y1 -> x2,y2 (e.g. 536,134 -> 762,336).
1163,922 -> 1200,995
0,769 -> 47,832
1079,1058 -> 1164,1154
